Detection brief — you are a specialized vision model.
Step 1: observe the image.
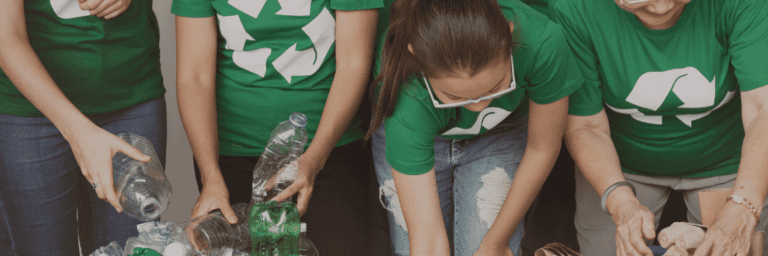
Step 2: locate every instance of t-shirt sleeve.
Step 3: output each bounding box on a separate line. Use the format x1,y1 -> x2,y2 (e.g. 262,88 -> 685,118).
384,91 -> 441,176
331,0 -> 384,11
724,0 -> 768,91
525,21 -> 585,105
171,0 -> 214,17
550,1 -> 604,116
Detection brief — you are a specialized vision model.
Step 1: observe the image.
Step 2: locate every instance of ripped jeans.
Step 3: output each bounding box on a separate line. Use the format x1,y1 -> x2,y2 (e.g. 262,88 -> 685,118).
372,115 -> 528,256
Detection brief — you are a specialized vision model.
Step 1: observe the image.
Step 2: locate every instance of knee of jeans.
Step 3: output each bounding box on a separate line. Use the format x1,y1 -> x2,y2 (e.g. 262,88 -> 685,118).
379,179 -> 408,233
476,167 -> 513,229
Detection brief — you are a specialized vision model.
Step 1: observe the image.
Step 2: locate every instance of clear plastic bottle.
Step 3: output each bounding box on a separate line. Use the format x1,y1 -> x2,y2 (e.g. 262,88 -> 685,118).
299,223 -> 319,256
90,241 -> 124,256
251,112 -> 308,204
184,203 -> 252,255
112,132 -> 173,221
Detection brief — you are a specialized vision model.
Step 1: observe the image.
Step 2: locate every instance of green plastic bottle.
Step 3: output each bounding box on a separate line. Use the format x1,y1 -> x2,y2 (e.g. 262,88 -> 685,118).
249,201 -> 301,256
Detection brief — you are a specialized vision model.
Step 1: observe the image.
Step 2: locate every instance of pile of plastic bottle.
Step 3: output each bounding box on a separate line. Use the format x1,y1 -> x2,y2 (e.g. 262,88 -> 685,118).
92,113 -> 318,256
90,209 -> 319,256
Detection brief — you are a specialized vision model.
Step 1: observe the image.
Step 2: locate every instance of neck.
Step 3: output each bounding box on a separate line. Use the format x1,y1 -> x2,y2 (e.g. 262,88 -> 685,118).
637,6 -> 686,30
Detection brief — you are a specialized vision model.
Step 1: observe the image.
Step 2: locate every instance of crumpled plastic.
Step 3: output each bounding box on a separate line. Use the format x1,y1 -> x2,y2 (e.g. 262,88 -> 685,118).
249,201 -> 300,256
126,247 -> 163,256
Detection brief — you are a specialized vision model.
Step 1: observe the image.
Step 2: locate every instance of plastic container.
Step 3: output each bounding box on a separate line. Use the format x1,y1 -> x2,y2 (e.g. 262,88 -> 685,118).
90,241 -> 123,256
299,223 -> 319,256
184,203 -> 252,255
112,132 -> 173,221
251,112 -> 308,204
250,201 -> 301,256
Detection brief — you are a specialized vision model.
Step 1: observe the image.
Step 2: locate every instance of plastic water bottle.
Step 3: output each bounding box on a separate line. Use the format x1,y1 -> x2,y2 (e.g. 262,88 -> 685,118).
251,112 -> 308,204
112,132 -> 173,221
184,203 -> 252,255
299,223 -> 320,256
90,241 -> 123,256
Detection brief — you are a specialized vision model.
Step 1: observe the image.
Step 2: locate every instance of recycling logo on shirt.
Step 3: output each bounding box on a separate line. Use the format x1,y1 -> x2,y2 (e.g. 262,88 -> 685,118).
605,67 -> 735,127
50,0 -> 92,19
442,107 -> 512,136
218,0 -> 335,83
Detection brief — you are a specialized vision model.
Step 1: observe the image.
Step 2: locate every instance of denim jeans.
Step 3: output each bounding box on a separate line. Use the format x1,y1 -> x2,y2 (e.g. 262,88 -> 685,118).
372,115 -> 528,256
0,97 -> 166,256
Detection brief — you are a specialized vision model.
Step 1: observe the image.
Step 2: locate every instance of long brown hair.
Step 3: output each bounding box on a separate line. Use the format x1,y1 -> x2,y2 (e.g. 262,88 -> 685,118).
366,0 -> 515,141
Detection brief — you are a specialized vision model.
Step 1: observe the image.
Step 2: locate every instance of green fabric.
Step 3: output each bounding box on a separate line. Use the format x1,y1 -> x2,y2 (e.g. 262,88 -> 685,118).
128,248 -> 162,256
0,0 -> 164,117
249,201 -> 300,256
551,0 -> 768,177
172,0 -> 382,156
378,0 -> 584,175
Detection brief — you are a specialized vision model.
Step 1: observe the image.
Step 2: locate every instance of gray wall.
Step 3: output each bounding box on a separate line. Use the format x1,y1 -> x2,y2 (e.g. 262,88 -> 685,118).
153,0 -> 200,223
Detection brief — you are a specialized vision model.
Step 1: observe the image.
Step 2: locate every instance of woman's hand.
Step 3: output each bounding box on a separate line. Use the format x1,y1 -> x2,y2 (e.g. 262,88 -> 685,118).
610,196 -> 656,256
473,243 -> 514,256
68,124 -> 150,213
190,180 -> 238,224
78,0 -> 132,19
270,155 -> 324,216
692,201 -> 757,256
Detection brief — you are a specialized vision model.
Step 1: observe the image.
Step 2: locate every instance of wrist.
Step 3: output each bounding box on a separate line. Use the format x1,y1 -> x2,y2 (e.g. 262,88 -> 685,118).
200,168 -> 226,187
60,116 -> 98,142
727,194 -> 761,223
606,186 -> 638,216
300,148 -> 329,174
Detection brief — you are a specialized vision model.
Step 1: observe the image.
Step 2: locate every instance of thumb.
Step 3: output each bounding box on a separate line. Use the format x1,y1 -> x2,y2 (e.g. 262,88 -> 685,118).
220,204 -> 238,224
117,139 -> 151,163
642,211 -> 656,240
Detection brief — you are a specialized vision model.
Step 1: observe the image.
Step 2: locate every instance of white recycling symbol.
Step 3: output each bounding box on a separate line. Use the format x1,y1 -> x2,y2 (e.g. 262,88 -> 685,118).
606,67 -> 734,127
50,0 -> 91,19
218,0 -> 335,82
442,107 -> 512,136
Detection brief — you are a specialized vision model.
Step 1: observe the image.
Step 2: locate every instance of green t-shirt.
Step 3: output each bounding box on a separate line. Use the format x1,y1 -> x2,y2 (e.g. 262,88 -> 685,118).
172,0 -> 383,156
552,0 -> 768,177
381,0 -> 584,175
0,0 -> 165,117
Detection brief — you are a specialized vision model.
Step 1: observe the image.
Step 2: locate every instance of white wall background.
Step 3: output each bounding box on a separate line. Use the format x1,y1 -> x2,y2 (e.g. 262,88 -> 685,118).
153,0 -> 200,223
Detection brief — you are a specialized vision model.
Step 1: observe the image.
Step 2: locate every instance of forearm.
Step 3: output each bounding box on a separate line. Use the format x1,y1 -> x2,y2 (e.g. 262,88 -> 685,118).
0,29 -> 94,141
564,112 -> 636,215
733,105 -> 768,213
302,63 -> 369,168
177,78 -> 221,184
392,168 -> 451,256
482,145 -> 560,245
302,9 -> 377,170
176,16 -> 222,186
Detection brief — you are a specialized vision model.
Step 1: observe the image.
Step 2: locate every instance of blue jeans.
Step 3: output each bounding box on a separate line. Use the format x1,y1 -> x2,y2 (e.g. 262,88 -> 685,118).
372,115 -> 528,256
0,97 -> 166,256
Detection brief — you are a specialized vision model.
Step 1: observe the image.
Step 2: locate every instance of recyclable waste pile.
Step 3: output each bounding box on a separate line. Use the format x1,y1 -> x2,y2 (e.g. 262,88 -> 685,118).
92,113 -> 318,256
90,202 -> 317,256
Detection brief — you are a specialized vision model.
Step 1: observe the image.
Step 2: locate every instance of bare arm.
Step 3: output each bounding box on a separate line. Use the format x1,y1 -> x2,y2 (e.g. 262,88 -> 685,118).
475,97 -> 567,255
732,85 -> 768,216
175,15 -> 236,222
392,168 -> 451,256
565,109 -> 655,256
693,85 -> 768,256
270,9 -> 378,215
0,0 -> 149,212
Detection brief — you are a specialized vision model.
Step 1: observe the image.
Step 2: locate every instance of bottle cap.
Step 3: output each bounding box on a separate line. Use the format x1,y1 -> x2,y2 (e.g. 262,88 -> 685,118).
289,112 -> 308,128
301,222 -> 307,233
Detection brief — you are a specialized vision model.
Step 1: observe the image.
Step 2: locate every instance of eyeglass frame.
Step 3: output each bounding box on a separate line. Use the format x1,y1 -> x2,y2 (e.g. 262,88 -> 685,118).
422,55 -> 517,109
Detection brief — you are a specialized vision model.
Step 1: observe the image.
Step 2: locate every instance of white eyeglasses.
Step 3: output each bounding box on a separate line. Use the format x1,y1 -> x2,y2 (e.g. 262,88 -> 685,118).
423,55 -> 517,109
